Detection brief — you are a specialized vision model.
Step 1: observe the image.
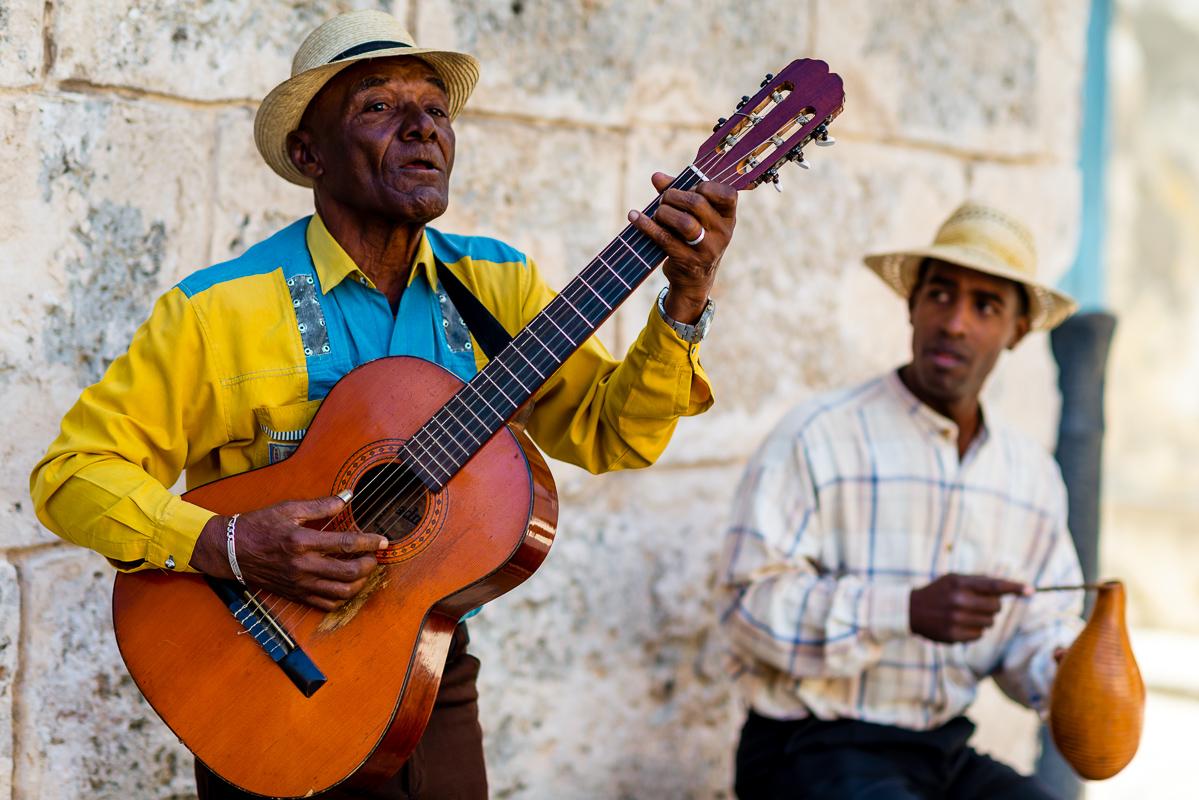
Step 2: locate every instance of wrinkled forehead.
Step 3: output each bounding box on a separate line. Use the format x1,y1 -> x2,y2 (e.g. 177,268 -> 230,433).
303,55 -> 448,122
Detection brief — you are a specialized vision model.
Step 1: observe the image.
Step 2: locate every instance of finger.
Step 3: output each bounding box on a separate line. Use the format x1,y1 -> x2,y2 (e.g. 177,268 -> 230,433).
303,553 -> 379,583
962,575 -> 1029,597
950,625 -> 988,642
628,209 -> 688,255
951,610 -> 999,629
695,180 -> 738,216
651,171 -> 675,193
309,529 -> 391,555
952,591 -> 1002,615
306,576 -> 371,605
651,203 -> 706,245
282,494 -> 350,524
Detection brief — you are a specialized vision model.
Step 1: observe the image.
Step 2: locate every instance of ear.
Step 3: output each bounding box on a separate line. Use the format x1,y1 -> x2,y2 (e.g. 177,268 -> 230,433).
1007,315 -> 1031,350
286,129 -> 324,181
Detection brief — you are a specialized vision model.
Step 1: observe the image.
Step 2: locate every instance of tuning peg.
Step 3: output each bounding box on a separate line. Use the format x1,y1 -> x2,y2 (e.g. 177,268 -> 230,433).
711,116 -> 728,133
759,72 -> 775,88
788,148 -> 811,170
813,124 -> 836,147
764,168 -> 782,192
736,95 -> 750,110
815,135 -> 836,147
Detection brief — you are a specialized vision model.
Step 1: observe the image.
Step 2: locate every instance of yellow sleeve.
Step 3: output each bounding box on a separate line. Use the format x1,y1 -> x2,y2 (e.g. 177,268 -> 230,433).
29,288 -> 223,571
516,258 -> 715,473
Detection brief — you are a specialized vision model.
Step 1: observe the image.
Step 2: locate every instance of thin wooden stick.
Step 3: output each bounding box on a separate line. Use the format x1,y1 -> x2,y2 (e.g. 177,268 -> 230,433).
1033,582 -> 1109,592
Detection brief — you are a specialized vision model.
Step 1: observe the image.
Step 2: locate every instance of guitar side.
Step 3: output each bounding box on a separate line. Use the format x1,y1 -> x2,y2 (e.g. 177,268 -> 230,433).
112,356 -> 557,797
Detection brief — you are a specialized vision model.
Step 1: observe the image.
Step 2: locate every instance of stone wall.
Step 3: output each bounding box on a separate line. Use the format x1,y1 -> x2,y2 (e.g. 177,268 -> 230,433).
0,1 -> 1089,797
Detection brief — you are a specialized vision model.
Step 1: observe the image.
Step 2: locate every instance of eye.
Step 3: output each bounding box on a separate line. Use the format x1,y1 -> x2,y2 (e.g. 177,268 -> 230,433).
426,105 -> 448,118
364,100 -> 390,113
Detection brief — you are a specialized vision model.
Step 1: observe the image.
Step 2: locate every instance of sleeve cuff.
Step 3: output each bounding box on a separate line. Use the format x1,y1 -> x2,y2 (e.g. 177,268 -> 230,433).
639,305 -> 714,413
146,497 -> 216,573
865,583 -> 913,642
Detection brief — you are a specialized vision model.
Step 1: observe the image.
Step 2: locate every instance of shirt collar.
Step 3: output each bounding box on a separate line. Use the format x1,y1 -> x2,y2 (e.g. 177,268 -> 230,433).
884,368 -> 990,448
306,213 -> 439,295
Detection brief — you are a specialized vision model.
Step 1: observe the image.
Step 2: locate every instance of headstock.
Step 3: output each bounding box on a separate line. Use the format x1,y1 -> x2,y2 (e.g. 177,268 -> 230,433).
691,59 -> 845,192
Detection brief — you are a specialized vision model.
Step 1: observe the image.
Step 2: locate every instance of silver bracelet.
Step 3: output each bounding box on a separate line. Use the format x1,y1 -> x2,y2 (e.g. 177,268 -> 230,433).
226,513 -> 245,585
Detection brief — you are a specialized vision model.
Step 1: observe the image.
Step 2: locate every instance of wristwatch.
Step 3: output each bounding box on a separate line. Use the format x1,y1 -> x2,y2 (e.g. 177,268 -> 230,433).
656,287 -> 715,344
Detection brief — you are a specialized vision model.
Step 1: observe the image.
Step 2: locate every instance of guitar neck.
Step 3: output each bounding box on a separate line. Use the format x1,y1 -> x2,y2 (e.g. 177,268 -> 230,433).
402,166 -> 707,489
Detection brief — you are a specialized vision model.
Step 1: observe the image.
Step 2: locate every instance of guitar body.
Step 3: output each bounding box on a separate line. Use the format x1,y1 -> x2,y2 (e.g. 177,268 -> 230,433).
112,356 -> 557,798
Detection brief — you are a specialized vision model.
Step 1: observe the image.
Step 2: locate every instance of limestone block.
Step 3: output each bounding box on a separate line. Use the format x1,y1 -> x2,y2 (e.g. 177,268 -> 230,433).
418,0 -> 814,128
0,93 -> 213,550
0,0 -> 43,87
211,106 -> 314,262
471,466 -> 739,799
618,131 -> 968,465
50,0 -> 406,102
814,0 -> 1086,160
12,548 -> 193,799
0,559 -> 18,800
436,116 -> 627,352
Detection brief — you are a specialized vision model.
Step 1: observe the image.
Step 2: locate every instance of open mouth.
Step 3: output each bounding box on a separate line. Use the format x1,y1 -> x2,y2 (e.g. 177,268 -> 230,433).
400,159 -> 438,171
927,347 -> 967,369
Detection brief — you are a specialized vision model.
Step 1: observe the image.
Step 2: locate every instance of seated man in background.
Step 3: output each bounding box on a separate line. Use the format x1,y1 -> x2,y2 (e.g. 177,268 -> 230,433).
718,203 -> 1083,799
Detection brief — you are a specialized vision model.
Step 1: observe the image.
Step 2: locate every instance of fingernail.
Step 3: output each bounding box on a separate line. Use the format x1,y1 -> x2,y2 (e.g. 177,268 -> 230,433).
627,210 -> 640,222
377,537 -> 390,550
1022,584 -> 1033,596
337,489 -> 353,503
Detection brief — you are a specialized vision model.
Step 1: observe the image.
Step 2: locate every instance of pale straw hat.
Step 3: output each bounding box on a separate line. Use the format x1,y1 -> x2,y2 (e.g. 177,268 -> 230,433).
254,9 -> 480,188
863,202 -> 1077,331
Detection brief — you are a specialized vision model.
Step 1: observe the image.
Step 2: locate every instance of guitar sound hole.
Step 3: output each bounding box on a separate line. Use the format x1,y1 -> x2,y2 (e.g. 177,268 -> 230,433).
349,463 -> 429,542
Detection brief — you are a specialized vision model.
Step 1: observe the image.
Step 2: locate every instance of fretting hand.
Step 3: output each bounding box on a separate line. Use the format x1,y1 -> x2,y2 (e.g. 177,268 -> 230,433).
189,495 -> 389,611
626,171 -> 738,324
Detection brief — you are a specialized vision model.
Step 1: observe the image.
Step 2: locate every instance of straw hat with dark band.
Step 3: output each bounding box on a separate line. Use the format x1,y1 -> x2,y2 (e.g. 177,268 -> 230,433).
863,202 -> 1077,331
254,10 -> 480,188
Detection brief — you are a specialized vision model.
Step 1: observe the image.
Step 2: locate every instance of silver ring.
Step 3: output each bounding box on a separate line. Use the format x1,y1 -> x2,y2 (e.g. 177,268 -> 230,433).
684,228 -> 706,247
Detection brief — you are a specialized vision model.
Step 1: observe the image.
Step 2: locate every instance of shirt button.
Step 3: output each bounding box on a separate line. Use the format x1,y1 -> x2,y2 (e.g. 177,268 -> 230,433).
165,555 -> 176,569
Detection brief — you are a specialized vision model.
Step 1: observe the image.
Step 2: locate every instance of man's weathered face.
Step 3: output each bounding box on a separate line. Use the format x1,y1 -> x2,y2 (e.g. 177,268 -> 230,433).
289,57 -> 455,225
906,260 -> 1030,409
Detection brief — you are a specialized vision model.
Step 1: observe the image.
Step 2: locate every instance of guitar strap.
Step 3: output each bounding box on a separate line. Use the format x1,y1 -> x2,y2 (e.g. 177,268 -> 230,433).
434,257 -> 514,361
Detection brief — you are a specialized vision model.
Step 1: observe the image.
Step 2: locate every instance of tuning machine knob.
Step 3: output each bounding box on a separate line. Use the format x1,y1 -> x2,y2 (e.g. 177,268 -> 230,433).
711,116 -> 728,133
786,146 -> 810,170
762,167 -> 782,192
813,123 -> 836,147
735,95 -> 750,110
759,72 -> 775,88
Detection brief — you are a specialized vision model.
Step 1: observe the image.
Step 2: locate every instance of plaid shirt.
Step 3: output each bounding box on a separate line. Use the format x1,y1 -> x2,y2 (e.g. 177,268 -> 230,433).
718,370 -> 1083,729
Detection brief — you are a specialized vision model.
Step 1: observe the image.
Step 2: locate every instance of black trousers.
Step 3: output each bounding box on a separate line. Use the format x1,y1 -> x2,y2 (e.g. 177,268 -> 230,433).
734,711 -> 1060,800
195,624 -> 487,800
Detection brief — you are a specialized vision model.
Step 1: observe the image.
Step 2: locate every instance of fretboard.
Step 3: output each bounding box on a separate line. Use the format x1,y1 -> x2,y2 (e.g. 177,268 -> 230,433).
402,166 -> 706,490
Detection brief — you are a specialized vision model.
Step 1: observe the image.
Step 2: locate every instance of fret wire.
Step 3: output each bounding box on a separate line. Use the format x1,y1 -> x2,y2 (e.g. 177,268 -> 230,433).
478,367 -> 519,409
406,168 -> 703,485
402,429 -> 450,475
492,357 -> 533,394
412,422 -> 462,466
452,387 -> 496,430
538,305 -> 577,348
507,337 -> 550,378
436,402 -> 484,448
575,273 -> 613,310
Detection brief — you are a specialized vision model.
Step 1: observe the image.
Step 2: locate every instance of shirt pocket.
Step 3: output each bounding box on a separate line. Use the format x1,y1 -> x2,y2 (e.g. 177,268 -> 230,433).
251,398 -> 323,466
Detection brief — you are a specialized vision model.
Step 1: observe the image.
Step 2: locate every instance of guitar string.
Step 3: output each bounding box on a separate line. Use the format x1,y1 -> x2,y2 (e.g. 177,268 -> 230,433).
254,111 -> 824,632
255,165 -> 715,634
254,144 -> 782,635
255,137 -> 795,633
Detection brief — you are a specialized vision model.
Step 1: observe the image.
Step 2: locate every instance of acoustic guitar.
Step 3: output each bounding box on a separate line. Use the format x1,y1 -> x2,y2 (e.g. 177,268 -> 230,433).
112,60 -> 845,797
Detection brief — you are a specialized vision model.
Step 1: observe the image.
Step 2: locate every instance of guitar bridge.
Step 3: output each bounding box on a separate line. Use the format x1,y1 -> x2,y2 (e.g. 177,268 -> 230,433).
205,576 -> 327,697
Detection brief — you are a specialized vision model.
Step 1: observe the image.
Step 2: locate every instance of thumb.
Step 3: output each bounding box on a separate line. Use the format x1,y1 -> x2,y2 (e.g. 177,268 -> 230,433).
651,171 -> 675,193
284,493 -> 350,523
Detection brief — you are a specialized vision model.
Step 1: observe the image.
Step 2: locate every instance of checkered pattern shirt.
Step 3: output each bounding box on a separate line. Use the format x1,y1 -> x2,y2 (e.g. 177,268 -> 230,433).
718,370 -> 1084,729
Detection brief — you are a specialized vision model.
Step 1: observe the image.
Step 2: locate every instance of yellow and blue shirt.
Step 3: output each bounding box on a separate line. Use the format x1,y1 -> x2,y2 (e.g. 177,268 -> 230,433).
31,215 -> 713,572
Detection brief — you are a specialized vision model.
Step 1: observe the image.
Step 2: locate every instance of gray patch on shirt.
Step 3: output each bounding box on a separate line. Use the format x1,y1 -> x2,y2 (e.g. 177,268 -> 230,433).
437,289 -> 474,354
287,274 -> 330,357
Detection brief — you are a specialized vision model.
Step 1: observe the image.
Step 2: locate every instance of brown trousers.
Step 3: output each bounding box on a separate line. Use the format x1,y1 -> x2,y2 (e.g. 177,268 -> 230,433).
195,624 -> 487,800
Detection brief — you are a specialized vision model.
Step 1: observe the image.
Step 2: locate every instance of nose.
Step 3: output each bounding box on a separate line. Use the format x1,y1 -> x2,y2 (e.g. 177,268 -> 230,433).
398,102 -> 437,141
941,297 -> 969,337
